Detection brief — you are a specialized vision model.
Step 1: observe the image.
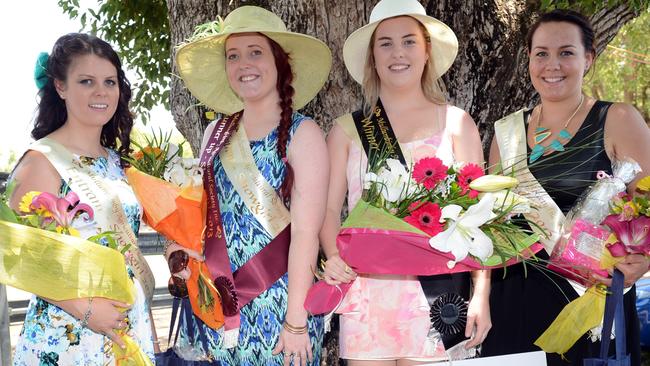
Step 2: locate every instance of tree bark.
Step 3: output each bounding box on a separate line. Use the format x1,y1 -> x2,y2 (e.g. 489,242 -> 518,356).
164,1 -> 638,364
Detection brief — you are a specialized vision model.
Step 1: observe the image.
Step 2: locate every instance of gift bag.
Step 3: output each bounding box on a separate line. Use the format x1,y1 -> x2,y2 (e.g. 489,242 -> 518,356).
155,298 -> 213,366
583,270 -> 630,366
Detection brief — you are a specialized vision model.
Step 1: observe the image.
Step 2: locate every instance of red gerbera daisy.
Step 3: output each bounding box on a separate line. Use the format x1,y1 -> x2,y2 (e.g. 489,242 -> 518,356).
412,157 -> 448,190
404,201 -> 443,237
457,163 -> 484,199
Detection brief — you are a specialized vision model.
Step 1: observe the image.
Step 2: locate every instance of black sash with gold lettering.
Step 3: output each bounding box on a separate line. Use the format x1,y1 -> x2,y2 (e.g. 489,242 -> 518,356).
352,99 -> 470,350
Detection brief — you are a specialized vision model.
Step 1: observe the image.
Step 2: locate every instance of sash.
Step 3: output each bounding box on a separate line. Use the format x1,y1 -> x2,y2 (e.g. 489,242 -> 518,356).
350,100 -> 471,350
352,99 -> 406,169
30,138 -> 156,303
494,110 -> 563,254
200,113 -> 291,348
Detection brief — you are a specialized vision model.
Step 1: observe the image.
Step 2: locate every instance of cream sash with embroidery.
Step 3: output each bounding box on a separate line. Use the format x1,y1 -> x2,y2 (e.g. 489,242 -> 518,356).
494,110 -> 564,254
30,138 -> 155,303
219,123 -> 291,236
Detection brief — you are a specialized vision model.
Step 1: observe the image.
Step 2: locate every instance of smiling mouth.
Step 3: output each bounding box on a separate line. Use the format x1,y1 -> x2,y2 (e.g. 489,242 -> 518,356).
389,64 -> 410,71
542,76 -> 565,83
89,104 -> 108,110
239,75 -> 259,82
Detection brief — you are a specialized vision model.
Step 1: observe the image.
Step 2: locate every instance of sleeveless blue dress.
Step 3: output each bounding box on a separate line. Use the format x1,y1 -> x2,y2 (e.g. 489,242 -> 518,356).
176,113 -> 324,366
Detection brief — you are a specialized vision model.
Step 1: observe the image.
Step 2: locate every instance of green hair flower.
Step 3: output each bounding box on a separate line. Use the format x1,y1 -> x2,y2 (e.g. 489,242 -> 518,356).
34,52 -> 49,90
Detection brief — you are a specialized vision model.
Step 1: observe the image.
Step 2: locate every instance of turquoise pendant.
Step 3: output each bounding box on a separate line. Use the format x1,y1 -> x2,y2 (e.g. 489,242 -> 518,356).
534,127 -> 552,144
558,129 -> 572,140
549,139 -> 566,152
529,144 -> 545,163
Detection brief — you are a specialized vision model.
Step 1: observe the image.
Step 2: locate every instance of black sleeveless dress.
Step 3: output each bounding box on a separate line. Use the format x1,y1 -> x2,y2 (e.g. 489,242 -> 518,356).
481,101 -> 641,366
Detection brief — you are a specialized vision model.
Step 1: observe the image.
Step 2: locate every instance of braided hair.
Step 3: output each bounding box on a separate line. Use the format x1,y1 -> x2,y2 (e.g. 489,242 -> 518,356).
265,36 -> 295,206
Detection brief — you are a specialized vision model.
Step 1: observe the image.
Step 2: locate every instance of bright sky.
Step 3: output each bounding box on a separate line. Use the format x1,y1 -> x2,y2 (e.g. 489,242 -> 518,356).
0,1 -> 177,169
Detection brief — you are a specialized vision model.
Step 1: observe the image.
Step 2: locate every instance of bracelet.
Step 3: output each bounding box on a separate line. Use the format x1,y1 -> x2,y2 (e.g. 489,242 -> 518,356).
163,239 -> 173,257
80,297 -> 94,328
283,320 -> 308,334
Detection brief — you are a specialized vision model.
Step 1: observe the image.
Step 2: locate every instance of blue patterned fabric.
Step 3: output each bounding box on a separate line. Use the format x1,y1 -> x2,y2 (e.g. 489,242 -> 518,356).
12,149 -> 154,366
176,113 -> 323,365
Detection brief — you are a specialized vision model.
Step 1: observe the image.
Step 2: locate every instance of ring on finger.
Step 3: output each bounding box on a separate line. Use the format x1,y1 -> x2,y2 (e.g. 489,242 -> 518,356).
344,265 -> 351,274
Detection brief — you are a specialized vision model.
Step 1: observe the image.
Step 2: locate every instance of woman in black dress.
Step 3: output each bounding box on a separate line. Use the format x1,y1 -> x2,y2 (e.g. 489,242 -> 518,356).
483,10 -> 650,366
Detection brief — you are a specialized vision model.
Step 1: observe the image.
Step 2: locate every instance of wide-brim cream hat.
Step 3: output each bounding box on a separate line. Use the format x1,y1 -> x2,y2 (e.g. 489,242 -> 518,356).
343,0 -> 458,85
176,6 -> 332,115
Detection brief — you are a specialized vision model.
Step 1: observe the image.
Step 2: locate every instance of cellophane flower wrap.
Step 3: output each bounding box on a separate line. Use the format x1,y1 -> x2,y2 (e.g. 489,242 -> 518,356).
548,158 -> 642,287
536,159 -> 648,356
125,131 -> 223,330
304,157 -> 543,315
0,186 -> 152,365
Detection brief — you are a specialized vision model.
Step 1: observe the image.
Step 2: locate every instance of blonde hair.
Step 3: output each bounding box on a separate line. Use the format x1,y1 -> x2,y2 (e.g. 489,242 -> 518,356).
362,17 -> 447,115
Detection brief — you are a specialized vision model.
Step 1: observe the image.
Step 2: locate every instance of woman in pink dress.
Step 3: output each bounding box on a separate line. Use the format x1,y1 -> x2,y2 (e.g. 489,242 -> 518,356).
319,0 -> 491,364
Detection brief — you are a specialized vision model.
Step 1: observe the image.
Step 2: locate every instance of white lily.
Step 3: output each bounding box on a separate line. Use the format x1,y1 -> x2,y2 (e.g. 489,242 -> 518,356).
429,194 -> 498,266
482,190 -> 531,214
364,158 -> 413,203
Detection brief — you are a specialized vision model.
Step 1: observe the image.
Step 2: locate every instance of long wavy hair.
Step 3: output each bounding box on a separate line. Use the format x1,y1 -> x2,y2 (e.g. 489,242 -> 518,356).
32,33 -> 134,165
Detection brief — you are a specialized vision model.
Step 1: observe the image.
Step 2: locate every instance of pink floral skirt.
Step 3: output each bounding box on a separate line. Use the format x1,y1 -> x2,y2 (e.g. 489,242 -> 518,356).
337,274 -> 447,360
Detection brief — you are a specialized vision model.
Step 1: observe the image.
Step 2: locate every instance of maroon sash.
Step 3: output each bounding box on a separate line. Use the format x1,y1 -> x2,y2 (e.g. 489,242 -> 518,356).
199,112 -> 291,339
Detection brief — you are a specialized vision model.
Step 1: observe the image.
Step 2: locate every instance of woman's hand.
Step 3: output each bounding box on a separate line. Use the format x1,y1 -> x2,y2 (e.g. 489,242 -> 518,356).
464,291 -> 492,349
164,241 -> 203,280
62,297 -> 130,348
593,253 -> 649,287
322,253 -> 356,285
272,328 -> 313,366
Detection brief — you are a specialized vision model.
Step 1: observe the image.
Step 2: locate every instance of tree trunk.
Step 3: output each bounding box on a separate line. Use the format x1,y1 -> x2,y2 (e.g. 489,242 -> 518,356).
164,1 -> 637,364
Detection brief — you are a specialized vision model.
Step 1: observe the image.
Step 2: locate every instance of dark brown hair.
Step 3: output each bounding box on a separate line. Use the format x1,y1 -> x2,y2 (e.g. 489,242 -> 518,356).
526,9 -> 596,56
32,33 -> 134,165
266,35 -> 295,206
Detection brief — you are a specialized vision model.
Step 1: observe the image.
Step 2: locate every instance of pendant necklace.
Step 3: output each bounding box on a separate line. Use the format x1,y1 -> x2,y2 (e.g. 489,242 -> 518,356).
529,94 -> 584,163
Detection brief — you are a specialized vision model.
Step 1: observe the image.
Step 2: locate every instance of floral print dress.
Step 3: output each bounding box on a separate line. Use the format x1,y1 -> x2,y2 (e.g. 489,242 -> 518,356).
12,149 -> 155,366
338,104 -> 462,361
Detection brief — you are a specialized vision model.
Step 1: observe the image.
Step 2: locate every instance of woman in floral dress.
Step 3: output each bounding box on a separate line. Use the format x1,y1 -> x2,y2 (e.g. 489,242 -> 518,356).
320,0 -> 491,364
10,33 -> 157,365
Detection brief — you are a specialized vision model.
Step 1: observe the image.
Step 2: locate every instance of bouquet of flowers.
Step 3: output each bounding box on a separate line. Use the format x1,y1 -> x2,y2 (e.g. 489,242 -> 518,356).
548,159 -> 642,286
536,160 -> 649,356
304,156 -> 542,315
0,185 -> 152,365
125,130 -> 224,330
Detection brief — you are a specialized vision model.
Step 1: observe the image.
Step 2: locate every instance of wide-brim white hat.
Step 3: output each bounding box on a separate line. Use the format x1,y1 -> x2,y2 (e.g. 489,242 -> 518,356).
176,6 -> 332,115
343,0 -> 458,84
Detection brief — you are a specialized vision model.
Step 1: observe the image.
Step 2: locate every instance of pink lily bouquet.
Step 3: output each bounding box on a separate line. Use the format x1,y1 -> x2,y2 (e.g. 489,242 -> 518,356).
0,186 -> 124,252
304,157 -> 542,315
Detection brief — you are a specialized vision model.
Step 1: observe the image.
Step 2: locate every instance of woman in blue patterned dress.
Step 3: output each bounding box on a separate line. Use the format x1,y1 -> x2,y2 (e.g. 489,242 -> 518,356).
166,6 -> 331,366
9,33 -> 157,365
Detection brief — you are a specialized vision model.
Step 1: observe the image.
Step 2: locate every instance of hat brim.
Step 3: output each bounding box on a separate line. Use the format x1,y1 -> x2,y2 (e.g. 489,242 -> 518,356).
343,14 -> 458,85
176,31 -> 332,115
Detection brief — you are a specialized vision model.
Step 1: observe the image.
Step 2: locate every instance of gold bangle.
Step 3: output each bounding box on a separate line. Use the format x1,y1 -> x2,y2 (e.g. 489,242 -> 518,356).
283,320 -> 308,334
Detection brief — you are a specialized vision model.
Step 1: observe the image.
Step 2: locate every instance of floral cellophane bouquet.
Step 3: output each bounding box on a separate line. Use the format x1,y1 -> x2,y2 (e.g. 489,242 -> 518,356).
304,156 -> 542,315
536,160 -> 650,355
125,130 -> 224,330
0,185 -> 152,365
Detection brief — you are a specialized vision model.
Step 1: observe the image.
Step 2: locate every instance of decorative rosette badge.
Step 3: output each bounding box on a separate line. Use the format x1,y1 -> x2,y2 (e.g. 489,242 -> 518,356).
430,292 -> 468,348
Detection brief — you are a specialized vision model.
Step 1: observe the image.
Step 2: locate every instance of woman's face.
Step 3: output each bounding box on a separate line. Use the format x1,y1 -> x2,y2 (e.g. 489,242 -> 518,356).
372,16 -> 429,92
528,21 -> 593,102
225,33 -> 279,104
55,54 -> 119,128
